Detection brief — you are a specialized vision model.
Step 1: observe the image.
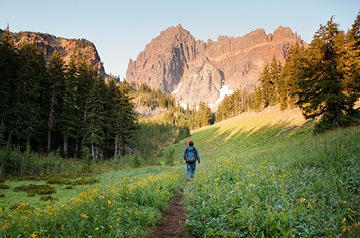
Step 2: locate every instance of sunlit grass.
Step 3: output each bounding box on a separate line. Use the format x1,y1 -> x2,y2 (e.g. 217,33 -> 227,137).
0,168 -> 184,237
1,104 -> 358,237
181,106 -> 359,237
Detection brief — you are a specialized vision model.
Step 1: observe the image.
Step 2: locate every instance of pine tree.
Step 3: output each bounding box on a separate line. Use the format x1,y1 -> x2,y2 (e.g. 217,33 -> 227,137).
113,82 -> 137,157
45,50 -> 66,152
338,12 -> 360,119
269,56 -> 282,106
279,43 -> 306,110
83,77 -> 106,162
74,55 -> 97,156
58,56 -> 78,156
202,103 -> 213,126
258,56 -> 282,108
0,27 -> 18,146
296,17 -> 358,132
10,42 -> 47,148
105,78 -> 122,158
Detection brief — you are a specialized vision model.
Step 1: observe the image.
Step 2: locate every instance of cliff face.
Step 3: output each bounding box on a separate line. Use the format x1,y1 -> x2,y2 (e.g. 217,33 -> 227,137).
4,31 -> 106,76
127,24 -> 196,93
126,24 -> 306,109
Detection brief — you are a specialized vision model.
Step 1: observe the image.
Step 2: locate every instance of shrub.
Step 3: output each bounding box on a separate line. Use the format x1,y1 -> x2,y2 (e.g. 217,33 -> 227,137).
13,184 -> 56,195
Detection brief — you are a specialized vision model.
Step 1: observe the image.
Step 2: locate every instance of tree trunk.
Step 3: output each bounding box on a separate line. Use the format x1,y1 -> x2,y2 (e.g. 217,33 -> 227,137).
47,129 -> 51,153
47,87 -> 55,152
91,143 -> 96,163
63,136 -> 68,156
75,136 -> 79,157
114,134 -> 118,157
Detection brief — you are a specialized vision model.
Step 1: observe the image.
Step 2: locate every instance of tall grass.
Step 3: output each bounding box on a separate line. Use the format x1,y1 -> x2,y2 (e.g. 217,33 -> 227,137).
184,125 -> 359,237
0,144 -> 85,177
0,169 -> 184,237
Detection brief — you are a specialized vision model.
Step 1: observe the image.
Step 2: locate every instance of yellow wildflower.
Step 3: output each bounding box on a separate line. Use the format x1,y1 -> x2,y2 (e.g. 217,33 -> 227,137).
347,208 -> 357,213
16,203 -> 25,210
81,213 -> 89,219
215,177 -> 220,183
299,198 -> 306,204
343,226 -> 351,234
107,200 -> 112,205
30,232 -> 38,238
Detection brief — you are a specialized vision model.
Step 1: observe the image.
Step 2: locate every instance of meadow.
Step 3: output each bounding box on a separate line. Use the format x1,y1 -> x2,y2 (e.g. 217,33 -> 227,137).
0,106 -> 359,237
163,106 -> 359,237
0,166 -> 184,237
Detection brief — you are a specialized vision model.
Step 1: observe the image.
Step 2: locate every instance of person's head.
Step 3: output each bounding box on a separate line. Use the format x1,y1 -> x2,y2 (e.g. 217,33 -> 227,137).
189,140 -> 194,146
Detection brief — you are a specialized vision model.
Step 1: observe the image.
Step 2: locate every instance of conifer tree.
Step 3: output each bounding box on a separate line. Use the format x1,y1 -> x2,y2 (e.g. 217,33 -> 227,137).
73,56 -> 97,155
113,82 -> 137,157
105,78 -> 122,158
194,101 -> 212,127
296,17 -> 358,132
258,56 -> 282,108
45,50 -> 66,152
278,43 -> 306,110
59,56 -> 78,156
0,27 -> 18,145
83,77 -> 106,162
202,103 -> 213,126
10,42 -> 47,148
338,12 -> 360,118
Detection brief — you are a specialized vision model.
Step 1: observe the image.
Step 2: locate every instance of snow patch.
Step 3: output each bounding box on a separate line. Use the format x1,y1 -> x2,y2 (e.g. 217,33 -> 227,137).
171,82 -> 182,94
208,85 -> 234,109
179,101 -> 187,109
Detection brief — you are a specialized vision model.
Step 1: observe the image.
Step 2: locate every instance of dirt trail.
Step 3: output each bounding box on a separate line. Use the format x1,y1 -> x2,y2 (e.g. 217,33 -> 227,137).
148,191 -> 193,238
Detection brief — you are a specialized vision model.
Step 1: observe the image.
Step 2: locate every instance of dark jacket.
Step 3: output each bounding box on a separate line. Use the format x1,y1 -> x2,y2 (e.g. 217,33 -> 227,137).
183,146 -> 200,164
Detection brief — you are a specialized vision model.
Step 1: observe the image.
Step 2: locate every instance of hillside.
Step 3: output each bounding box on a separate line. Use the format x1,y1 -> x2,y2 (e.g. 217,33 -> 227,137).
165,105 -> 359,237
198,105 -> 306,135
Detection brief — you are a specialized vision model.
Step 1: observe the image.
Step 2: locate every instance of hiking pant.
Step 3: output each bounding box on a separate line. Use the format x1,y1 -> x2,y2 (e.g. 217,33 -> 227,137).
186,162 -> 196,180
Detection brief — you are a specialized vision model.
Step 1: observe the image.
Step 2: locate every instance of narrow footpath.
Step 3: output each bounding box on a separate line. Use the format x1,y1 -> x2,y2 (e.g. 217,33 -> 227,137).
148,191 -> 193,238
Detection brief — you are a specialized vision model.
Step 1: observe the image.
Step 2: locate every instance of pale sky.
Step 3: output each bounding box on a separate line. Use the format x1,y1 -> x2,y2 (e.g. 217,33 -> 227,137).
1,0 -> 358,79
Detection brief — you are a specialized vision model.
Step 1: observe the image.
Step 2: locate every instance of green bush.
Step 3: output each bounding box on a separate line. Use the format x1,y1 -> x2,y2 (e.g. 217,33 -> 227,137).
13,184 -> 56,196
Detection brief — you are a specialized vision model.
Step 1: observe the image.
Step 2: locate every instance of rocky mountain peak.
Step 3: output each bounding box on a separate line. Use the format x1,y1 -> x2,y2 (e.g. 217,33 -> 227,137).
273,26 -> 299,41
127,24 -> 197,93
2,30 -> 106,76
126,25 -> 306,111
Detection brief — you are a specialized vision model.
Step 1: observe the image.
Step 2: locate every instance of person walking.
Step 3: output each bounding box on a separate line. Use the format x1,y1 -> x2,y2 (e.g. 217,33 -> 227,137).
183,139 -> 200,181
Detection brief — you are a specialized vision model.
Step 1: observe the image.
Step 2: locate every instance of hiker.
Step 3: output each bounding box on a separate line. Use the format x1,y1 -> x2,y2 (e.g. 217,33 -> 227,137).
183,139 -> 200,181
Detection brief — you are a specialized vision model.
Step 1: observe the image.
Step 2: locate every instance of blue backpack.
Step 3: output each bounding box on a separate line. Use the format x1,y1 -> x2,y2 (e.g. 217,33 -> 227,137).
186,147 -> 197,163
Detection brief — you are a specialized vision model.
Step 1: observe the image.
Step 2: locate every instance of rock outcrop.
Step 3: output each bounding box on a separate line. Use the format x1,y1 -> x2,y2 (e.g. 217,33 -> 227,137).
2,30 -> 106,76
126,24 -> 306,110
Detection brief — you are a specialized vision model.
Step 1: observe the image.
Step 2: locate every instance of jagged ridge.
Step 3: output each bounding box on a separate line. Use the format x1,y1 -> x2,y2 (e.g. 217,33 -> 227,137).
126,24 -> 306,110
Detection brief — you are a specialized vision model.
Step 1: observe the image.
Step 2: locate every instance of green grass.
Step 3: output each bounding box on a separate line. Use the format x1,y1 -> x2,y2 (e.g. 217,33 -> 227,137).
0,166 -> 184,237
0,105 -> 358,237
176,106 -> 360,237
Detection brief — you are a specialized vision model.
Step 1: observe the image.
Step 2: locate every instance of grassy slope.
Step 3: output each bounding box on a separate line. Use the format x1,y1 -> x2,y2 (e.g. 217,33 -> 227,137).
165,105 -> 359,237
165,105 -> 309,164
